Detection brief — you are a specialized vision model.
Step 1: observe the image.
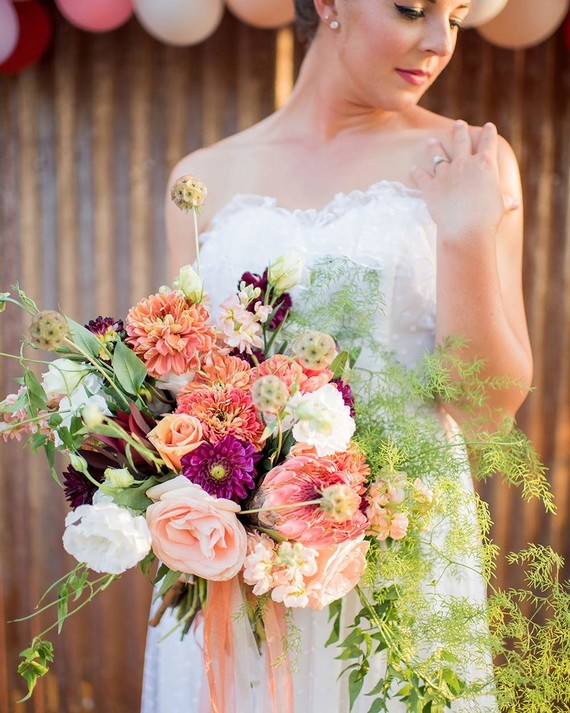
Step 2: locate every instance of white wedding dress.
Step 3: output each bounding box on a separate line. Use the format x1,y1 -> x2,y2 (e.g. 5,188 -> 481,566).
141,181 -> 498,713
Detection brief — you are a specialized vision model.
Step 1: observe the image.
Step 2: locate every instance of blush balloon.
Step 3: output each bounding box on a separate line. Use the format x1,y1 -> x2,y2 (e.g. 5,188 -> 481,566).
0,0 -> 19,64
0,0 -> 52,75
462,0 -> 509,28
225,0 -> 294,29
134,0 -> 224,46
478,0 -> 570,49
55,0 -> 134,32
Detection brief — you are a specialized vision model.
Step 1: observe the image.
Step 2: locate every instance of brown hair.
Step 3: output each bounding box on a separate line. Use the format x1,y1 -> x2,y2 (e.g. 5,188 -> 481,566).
294,0 -> 320,44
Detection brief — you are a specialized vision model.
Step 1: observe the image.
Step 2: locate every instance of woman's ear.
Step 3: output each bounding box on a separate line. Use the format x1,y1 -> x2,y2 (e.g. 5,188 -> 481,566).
313,0 -> 338,23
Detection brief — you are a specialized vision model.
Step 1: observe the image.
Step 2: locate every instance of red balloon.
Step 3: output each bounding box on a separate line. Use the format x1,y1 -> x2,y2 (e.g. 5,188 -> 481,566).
0,0 -> 53,75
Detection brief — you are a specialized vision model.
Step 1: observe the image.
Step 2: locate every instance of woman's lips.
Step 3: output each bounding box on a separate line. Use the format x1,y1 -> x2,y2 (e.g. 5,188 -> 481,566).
395,68 -> 431,86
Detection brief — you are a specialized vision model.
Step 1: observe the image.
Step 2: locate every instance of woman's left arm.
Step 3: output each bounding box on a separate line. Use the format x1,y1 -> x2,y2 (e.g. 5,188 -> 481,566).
413,120 -> 533,426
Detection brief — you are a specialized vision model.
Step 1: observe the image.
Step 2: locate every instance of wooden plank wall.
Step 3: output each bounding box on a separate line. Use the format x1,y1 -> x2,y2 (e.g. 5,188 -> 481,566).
0,10 -> 568,713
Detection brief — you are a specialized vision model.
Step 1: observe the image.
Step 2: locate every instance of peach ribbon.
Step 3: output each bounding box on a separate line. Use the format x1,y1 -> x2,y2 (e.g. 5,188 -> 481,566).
202,578 -> 293,713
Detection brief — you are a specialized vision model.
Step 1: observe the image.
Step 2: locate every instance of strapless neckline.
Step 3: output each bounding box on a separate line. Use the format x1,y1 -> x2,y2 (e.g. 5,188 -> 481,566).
204,179 -> 424,235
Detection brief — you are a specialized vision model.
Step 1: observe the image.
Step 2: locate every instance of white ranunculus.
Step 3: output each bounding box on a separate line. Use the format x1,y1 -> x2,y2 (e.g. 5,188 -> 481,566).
41,358 -> 91,399
173,265 -> 204,303
267,252 -> 304,294
63,502 -> 152,574
291,384 -> 355,456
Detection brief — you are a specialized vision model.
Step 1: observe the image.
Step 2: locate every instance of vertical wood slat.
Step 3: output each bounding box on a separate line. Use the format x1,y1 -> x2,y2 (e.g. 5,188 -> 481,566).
0,12 -> 569,712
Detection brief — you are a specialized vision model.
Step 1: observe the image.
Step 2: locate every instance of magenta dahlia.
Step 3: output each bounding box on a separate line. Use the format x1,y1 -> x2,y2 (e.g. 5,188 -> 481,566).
181,434 -> 257,502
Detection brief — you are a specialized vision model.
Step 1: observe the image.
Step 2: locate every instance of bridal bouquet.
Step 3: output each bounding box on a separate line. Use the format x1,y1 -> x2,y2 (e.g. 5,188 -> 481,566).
2,177 -> 569,712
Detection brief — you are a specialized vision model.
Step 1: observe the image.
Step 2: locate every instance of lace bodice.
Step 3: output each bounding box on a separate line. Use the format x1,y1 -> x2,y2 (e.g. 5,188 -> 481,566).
199,179 -> 437,369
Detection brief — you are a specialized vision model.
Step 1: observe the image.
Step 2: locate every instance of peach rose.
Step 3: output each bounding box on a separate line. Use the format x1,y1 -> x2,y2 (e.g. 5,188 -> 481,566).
147,414 -> 203,471
305,535 -> 369,609
145,476 -> 247,580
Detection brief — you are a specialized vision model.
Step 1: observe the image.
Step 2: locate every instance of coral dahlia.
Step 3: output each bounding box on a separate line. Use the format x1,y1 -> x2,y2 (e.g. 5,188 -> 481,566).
125,291 -> 215,378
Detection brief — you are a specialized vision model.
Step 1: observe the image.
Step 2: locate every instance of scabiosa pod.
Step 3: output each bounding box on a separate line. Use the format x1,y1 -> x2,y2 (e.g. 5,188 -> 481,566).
251,375 -> 290,415
290,331 -> 337,371
170,174 -> 207,278
29,310 -> 69,351
319,484 -> 361,524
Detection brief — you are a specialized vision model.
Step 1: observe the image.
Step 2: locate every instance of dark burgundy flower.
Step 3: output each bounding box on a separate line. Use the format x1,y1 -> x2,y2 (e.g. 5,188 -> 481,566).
181,434 -> 257,502
239,269 -> 292,329
84,316 -> 126,357
334,379 -> 356,418
229,347 -> 266,367
63,464 -> 105,509
93,403 -> 157,473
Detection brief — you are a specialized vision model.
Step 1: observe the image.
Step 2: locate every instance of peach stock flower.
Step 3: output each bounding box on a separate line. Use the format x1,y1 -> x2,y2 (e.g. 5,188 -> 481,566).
145,476 -> 247,580
147,413 -> 203,471
177,387 -> 265,450
125,291 -> 215,378
305,536 -> 369,609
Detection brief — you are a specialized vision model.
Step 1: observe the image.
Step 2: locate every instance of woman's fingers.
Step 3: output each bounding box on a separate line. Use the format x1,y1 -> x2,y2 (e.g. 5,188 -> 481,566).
477,121 -> 498,158
452,119 -> 472,158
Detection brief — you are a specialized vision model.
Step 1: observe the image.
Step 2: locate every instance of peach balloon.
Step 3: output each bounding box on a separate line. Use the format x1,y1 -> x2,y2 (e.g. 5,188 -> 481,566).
0,0 -> 19,64
477,0 -> 570,49
55,0 -> 134,32
462,0 -> 509,28
226,0 -> 294,29
134,0 -> 224,46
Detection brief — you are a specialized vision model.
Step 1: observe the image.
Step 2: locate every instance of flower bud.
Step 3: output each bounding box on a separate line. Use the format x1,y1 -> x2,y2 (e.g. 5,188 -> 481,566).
29,310 -> 69,351
267,252 -> 304,295
170,175 -> 207,212
251,375 -> 289,415
82,401 -> 106,429
0,292 -> 9,313
173,265 -> 204,303
291,331 -> 336,371
104,467 -> 135,489
320,484 -> 360,523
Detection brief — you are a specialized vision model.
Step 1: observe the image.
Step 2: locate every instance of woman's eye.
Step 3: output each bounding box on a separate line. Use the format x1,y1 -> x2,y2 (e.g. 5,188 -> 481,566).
394,4 -> 424,20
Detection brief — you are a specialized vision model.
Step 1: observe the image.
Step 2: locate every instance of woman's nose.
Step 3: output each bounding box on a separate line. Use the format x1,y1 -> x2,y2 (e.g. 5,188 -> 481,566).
419,20 -> 454,57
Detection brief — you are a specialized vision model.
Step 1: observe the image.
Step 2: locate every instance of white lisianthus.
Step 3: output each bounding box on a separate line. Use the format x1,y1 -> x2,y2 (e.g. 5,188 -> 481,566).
173,265 -> 204,303
155,370 -> 194,395
81,400 -> 106,429
41,358 -> 91,399
63,502 -> 152,574
291,384 -> 355,456
57,374 -> 111,439
267,252 -> 304,295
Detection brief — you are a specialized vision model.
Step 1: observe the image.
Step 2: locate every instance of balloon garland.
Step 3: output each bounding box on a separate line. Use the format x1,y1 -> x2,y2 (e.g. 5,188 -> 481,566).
0,0 -> 568,75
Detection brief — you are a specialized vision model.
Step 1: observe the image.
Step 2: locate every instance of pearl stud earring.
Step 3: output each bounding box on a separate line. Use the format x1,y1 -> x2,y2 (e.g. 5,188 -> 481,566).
329,18 -> 340,30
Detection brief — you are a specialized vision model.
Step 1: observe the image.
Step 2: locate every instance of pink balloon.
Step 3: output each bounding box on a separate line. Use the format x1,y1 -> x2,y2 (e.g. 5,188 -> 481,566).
462,0 -> 509,28
0,0 -> 19,63
134,0 -> 224,46
478,0 -> 570,49
55,0 -> 134,32
226,0 -> 294,29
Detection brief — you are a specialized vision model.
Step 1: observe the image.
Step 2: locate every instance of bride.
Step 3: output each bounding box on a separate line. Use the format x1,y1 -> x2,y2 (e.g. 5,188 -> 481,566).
141,1 -> 533,711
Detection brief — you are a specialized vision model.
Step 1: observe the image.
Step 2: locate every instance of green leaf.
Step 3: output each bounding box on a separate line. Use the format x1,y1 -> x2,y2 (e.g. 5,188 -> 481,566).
326,599 -> 342,646
157,568 -> 183,597
66,318 -> 102,359
330,350 -> 350,380
111,340 -> 147,395
14,285 -> 39,313
24,369 -> 47,412
110,476 -> 160,512
348,668 -> 365,711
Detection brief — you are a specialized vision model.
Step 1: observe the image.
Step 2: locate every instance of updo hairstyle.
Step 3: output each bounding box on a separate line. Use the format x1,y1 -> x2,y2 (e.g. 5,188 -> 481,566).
294,0 -> 321,44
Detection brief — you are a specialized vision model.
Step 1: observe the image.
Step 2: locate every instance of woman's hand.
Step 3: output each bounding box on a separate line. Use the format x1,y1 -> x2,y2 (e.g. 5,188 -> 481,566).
411,120 -> 517,242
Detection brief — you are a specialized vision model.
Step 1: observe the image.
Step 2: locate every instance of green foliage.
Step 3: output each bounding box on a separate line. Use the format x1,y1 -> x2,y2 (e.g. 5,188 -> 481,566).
293,258 -> 569,712
111,340 -> 148,395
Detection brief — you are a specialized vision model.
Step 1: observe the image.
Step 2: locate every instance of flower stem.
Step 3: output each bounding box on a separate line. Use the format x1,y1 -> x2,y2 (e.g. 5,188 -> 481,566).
192,208 -> 201,278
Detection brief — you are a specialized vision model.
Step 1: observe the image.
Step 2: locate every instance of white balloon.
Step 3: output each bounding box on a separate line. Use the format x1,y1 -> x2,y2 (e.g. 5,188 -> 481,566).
134,0 -> 224,46
477,0 -> 570,49
463,0 -> 509,28
0,0 -> 19,64
226,0 -> 294,29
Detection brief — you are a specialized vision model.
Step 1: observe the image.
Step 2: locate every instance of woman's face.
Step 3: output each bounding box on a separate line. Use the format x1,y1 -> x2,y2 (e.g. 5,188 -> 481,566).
327,0 -> 471,110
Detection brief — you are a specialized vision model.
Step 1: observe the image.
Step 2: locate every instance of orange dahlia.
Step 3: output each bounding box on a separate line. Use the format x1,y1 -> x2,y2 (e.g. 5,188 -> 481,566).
181,350 -> 252,394
177,387 -> 265,450
125,291 -> 216,378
